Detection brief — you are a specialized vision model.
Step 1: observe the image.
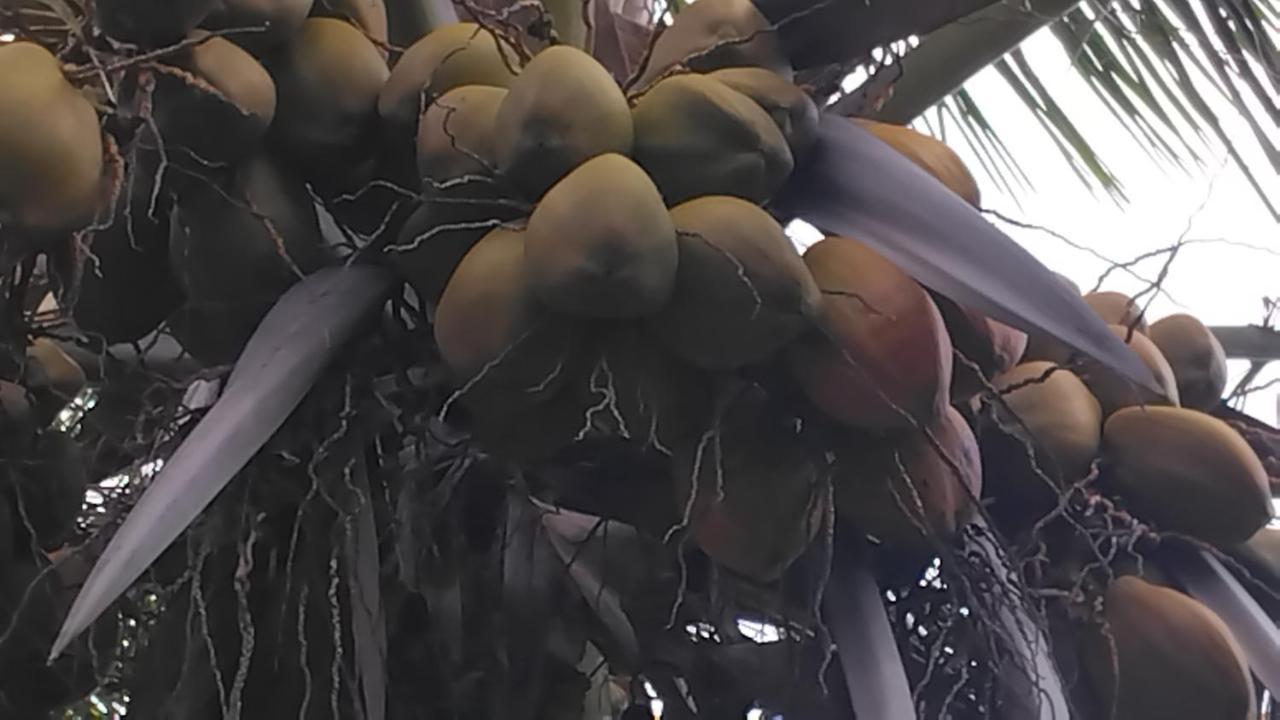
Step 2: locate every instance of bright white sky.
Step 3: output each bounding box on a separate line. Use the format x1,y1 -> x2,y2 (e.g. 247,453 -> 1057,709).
923,26 -> 1280,424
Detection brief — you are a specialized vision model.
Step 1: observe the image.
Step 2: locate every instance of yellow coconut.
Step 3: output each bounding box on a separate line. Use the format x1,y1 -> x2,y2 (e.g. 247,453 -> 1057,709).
787,236 -> 953,430
853,118 -> 981,207
1078,325 -> 1180,415
0,43 -> 104,232
154,33 -> 277,165
1084,290 -> 1148,333
1081,576 -> 1256,720
632,73 -> 793,205
269,18 -> 389,168
379,22 -> 520,137
492,45 -> 633,199
1147,313 -> 1228,411
311,0 -> 389,47
637,0 -> 791,87
523,154 -> 677,318
671,385 -> 824,582
707,67 -> 818,157
836,407 -> 982,548
648,195 -> 820,369
1104,406 -> 1271,545
416,85 -> 506,188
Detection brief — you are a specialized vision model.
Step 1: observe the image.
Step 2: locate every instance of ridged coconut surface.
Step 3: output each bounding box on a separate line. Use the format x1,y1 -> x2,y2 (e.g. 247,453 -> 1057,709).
379,22 -> 519,137
836,407 -> 981,549
672,385 -> 823,582
154,33 -> 277,166
1081,325 -> 1180,415
492,46 -> 633,199
707,67 -> 818,157
1104,406 -> 1270,545
632,74 -> 793,205
649,195 -> 819,369
0,43 -> 103,232
1082,576 -> 1255,720
1147,313 -> 1228,411
787,236 -> 953,430
524,154 -> 677,318
417,85 -> 506,186
853,119 -> 981,207
637,0 -> 791,87
269,18 -> 389,166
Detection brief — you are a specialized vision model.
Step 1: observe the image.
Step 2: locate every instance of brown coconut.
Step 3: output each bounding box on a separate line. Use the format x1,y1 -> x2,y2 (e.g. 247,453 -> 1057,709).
1081,576 -> 1256,720
648,195 -> 819,369
1104,406 -> 1271,546
1084,290 -> 1148,334
931,294 -> 1029,402
492,45 -> 634,199
990,362 -> 1103,483
637,0 -> 791,87
524,154 -> 677,318
153,33 -> 277,166
853,119 -> 981,207
707,67 -> 818,158
378,22 -> 520,137
0,43 -> 104,233
1147,313 -> 1228,411
836,407 -> 982,549
631,73 -> 793,205
416,85 -> 506,188
168,154 -> 332,364
671,385 -> 824,582
269,18 -> 389,169
787,236 -> 953,430
1079,325 -> 1180,415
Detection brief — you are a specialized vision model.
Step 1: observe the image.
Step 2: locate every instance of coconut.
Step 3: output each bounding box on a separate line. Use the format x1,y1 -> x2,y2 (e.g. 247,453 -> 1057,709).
1079,325 -> 1180,415
649,195 -> 819,369
168,154 -> 331,364
707,67 -> 818,158
95,0 -> 218,45
932,294 -> 1028,402
203,0 -> 314,50
383,187 -> 523,305
1103,406 -> 1271,545
1081,576 -> 1255,720
632,73 -> 793,205
417,85 -> 506,188
524,154 -> 677,318
787,236 -> 953,430
671,385 -> 823,582
379,22 -> 520,137
153,33 -> 277,166
492,45 -> 633,200
836,407 -> 981,549
637,0 -> 791,87
1083,290 -> 1148,333
268,18 -> 389,169
0,43 -> 104,233
853,119 -> 981,207
310,0 -> 388,46
1147,313 -> 1228,411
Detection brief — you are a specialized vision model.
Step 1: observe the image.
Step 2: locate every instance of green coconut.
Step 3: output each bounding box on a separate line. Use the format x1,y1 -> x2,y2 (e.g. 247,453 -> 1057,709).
524,154 -> 677,318
268,17 -> 389,169
0,43 -> 104,233
95,0 -> 218,45
153,32 -> 277,166
632,73 -> 793,205
378,22 -> 520,137
417,85 -> 507,188
1147,313 -> 1228,411
637,0 -> 791,87
1104,406 -> 1271,546
707,67 -> 818,157
649,195 -> 819,369
492,45 -> 634,199
168,153 -> 331,364
203,0 -> 314,50
671,384 -> 824,582
787,236 -> 953,430
836,407 -> 981,549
